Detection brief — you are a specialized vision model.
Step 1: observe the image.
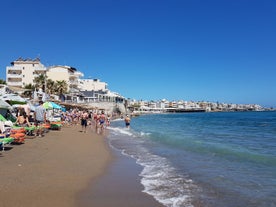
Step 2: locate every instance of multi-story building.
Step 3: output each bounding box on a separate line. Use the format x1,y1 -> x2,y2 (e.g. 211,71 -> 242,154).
47,65 -> 83,93
6,58 -> 108,92
6,57 -> 47,87
6,57 -> 125,105
79,78 -> 108,92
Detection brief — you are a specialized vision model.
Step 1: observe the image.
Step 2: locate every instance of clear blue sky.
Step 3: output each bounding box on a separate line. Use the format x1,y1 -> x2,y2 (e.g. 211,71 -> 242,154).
1,0 -> 275,107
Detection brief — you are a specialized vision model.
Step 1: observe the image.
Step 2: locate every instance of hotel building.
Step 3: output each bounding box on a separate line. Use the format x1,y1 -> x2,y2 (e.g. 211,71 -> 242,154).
6,57 -> 46,87
6,57 -> 124,103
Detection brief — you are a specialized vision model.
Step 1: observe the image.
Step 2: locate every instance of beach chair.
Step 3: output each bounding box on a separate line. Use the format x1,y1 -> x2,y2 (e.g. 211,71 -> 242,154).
24,126 -> 37,137
0,136 -> 14,151
50,121 -> 62,130
10,127 -> 26,144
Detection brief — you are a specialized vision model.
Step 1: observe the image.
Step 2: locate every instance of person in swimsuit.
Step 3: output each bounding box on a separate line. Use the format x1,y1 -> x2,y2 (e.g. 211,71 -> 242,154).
124,114 -> 131,128
98,111 -> 106,133
15,108 -> 31,127
106,114 -> 111,127
81,110 -> 89,133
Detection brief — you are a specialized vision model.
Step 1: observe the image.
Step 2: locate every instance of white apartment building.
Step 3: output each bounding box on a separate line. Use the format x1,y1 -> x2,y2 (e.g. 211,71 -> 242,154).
6,57 -> 47,87
47,65 -> 84,92
5,57 -> 124,103
79,78 -> 108,91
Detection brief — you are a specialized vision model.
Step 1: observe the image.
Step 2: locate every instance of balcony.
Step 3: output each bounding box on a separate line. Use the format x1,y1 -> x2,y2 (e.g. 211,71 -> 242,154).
7,81 -> 22,87
33,72 -> 46,77
69,71 -> 84,78
34,67 -> 47,71
69,80 -> 79,87
7,66 -> 23,71
6,73 -> 22,78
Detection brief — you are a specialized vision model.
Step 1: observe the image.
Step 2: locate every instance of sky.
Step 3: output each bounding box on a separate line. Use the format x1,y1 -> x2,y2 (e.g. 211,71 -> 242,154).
1,0 -> 275,107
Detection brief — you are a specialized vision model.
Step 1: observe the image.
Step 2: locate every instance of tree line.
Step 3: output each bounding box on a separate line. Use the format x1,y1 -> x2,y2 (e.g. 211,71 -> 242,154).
0,74 -> 68,99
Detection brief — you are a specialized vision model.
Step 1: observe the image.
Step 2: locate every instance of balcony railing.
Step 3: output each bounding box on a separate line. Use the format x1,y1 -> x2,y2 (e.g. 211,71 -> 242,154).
7,81 -> 22,86
7,66 -> 23,70
34,67 -> 47,71
6,73 -> 22,78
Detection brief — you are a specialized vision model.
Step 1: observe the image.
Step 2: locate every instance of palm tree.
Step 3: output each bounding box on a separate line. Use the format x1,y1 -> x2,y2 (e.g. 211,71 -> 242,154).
0,79 -> 6,84
54,80 -> 68,96
33,74 -> 46,91
46,79 -> 55,94
23,83 -> 35,98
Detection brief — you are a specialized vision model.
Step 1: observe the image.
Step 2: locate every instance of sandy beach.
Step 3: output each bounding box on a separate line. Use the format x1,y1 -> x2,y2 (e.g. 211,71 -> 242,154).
0,125 -> 164,207
0,125 -> 111,207
78,146 -> 164,207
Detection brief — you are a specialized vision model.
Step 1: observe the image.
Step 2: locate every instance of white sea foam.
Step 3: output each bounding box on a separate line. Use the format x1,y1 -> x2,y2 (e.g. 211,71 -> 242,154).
108,126 -> 134,136
107,124 -> 199,207
138,153 -> 197,207
107,112 -> 276,207
140,131 -> 151,137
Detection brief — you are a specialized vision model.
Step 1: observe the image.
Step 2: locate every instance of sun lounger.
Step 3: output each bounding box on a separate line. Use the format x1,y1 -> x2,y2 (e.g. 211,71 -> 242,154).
0,137 -> 14,151
10,127 -> 26,143
50,121 -> 62,130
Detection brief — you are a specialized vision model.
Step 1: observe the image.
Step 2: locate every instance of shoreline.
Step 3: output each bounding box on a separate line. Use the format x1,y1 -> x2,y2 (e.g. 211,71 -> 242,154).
0,124 -> 164,207
78,143 -> 164,207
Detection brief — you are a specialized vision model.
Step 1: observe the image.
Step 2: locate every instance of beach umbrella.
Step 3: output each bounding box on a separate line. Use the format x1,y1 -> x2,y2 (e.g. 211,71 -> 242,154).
43,102 -> 52,109
50,102 -> 62,109
0,98 -> 12,110
1,93 -> 27,105
43,101 -> 62,110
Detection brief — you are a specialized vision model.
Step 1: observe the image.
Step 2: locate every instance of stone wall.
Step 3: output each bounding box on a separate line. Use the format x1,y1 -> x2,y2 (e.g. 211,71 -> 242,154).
86,102 -> 126,114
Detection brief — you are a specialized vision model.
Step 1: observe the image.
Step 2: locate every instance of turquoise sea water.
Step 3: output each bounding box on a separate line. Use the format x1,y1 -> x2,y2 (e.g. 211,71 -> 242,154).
107,111 -> 276,207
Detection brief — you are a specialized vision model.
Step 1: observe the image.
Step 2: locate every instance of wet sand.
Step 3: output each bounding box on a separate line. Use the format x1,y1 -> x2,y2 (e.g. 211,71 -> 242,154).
78,148 -> 164,207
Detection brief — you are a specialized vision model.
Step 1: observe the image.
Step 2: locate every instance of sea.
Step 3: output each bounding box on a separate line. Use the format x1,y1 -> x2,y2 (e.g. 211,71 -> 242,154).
106,111 -> 276,207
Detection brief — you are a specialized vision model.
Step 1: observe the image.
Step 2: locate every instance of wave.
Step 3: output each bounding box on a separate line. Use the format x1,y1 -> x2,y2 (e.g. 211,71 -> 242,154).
107,125 -> 200,207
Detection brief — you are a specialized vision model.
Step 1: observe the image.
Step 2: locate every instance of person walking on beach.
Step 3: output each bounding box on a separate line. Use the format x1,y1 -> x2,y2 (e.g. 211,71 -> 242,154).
98,111 -> 106,133
34,100 -> 46,137
125,114 -> 131,128
81,110 -> 89,133
106,113 -> 111,127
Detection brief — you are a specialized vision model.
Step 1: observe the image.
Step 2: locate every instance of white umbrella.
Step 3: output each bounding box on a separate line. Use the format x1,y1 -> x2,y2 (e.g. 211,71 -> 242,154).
0,98 -> 12,109
1,93 -> 27,105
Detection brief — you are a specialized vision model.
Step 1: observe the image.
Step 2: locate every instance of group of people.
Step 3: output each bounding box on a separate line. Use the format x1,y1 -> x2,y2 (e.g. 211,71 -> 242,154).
14,100 -> 46,137
75,109 -> 131,134
14,102 -> 132,137
61,109 -> 112,134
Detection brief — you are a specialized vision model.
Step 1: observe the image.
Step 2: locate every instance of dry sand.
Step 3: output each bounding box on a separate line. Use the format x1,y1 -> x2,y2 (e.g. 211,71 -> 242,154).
0,125 -> 112,207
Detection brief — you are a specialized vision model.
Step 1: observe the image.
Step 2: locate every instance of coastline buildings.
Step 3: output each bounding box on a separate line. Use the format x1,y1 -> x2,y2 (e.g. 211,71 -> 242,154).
47,65 -> 83,93
5,57 -> 126,112
5,57 -> 267,113
6,58 -> 46,87
128,99 -> 265,114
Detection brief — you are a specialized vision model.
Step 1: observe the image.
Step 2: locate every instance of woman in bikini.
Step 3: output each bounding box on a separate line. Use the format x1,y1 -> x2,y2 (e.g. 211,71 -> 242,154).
15,108 -> 31,127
